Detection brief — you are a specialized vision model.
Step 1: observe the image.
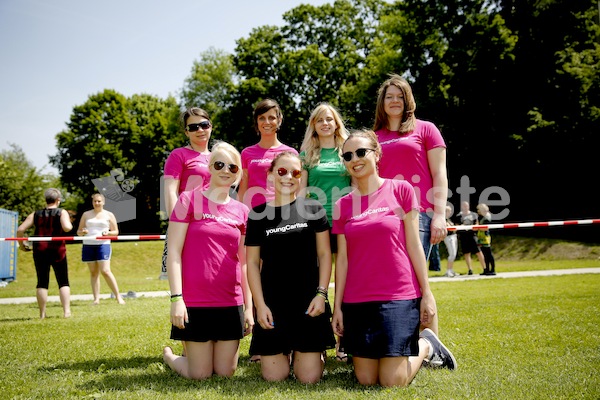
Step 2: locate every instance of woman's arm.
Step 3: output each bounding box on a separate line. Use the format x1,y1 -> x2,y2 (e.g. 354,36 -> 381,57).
306,230 -> 332,317
238,237 -> 254,336
59,209 -> 73,232
247,245 -> 274,330
166,221 -> 189,329
237,169 -> 249,205
405,208 -> 437,327
164,178 -> 180,217
106,212 -> 119,236
428,147 -> 448,245
331,234 -> 348,336
76,211 -> 89,235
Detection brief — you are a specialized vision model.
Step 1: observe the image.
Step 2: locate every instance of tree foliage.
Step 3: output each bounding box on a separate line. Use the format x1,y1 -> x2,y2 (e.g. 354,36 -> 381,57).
50,90 -> 182,233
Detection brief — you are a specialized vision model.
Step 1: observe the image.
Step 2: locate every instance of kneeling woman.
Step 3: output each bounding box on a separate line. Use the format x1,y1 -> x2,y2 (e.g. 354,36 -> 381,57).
246,152 -> 335,384
163,141 -> 254,380
331,130 -> 456,387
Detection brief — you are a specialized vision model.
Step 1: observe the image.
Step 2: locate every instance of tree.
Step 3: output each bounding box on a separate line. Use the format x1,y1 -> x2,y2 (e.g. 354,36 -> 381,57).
0,144 -> 64,220
51,90 -> 182,233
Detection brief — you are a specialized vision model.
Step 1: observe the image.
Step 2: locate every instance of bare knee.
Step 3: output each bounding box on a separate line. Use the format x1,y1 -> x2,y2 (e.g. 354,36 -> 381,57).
379,374 -> 410,387
188,369 -> 212,380
213,364 -> 236,378
295,369 -> 322,384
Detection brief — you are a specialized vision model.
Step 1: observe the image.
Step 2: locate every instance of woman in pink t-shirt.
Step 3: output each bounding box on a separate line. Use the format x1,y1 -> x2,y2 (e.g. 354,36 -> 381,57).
238,99 -> 298,209
373,75 -> 448,262
160,107 -> 213,279
162,142 -> 254,380
331,130 -> 456,387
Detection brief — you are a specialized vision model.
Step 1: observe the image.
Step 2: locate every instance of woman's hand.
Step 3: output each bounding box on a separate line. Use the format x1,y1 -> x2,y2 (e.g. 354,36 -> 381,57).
331,309 -> 344,336
243,308 -> 255,336
256,305 -> 275,330
430,213 -> 447,245
306,295 -> 326,317
420,290 -> 437,328
170,300 -> 188,329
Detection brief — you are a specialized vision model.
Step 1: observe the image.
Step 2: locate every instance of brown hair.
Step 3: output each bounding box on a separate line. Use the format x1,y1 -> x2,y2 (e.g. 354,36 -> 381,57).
373,74 -> 416,134
180,107 -> 211,129
253,98 -> 283,135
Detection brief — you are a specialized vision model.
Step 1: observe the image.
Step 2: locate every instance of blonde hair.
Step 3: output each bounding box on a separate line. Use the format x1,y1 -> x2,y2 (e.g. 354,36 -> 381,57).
373,74 -> 417,134
300,103 -> 349,169
209,141 -> 243,186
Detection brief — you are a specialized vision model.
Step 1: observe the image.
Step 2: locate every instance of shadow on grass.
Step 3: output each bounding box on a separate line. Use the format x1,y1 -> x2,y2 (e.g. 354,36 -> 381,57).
39,354 -> 384,395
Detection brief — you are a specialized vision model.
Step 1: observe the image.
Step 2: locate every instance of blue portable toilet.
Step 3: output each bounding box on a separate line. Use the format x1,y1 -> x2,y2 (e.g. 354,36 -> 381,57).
0,208 -> 18,282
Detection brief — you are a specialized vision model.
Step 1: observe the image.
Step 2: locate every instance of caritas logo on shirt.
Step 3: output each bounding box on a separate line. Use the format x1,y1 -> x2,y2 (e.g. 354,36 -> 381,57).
265,222 -> 308,236
349,207 -> 390,221
250,158 -> 273,164
202,213 -> 241,226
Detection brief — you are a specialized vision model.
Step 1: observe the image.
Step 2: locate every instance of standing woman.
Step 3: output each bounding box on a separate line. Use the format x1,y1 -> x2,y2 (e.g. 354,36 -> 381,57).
77,193 -> 124,305
373,74 -> 448,259
163,141 -> 254,380
246,152 -> 336,384
299,102 -> 351,362
160,107 -> 213,280
238,99 -> 298,209
331,130 -> 456,387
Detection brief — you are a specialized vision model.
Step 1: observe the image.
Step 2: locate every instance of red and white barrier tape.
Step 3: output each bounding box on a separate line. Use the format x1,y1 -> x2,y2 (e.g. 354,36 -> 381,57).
0,219 -> 599,241
0,235 -> 165,242
448,219 -> 600,231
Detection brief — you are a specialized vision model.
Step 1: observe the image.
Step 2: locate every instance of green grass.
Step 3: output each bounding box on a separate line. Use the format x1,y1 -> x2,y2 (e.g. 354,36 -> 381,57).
1,237 -> 599,398
1,274 -> 599,399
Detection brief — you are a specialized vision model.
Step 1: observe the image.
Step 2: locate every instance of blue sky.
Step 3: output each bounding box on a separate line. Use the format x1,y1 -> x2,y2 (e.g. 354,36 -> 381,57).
0,0 -> 330,174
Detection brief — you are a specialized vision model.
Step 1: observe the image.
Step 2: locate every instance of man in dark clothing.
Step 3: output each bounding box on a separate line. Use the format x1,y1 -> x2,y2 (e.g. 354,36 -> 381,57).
17,188 -> 73,319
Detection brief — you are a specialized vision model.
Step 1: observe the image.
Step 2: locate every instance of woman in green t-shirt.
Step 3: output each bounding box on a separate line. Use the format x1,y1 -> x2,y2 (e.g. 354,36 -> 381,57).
299,102 -> 352,362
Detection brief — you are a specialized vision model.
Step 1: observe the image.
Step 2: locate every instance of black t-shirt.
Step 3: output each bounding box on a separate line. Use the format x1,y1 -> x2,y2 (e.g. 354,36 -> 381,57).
245,197 -> 329,315
33,208 -> 66,256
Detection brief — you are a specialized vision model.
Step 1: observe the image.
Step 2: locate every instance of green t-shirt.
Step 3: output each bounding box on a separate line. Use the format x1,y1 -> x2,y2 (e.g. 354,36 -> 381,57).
300,148 -> 352,225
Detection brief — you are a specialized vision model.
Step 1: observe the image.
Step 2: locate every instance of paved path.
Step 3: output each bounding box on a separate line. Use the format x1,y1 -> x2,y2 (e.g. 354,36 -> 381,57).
1,268 -> 599,305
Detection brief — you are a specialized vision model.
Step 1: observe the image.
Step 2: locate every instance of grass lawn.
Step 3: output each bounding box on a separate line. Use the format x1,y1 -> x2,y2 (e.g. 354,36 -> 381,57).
1,238 -> 599,398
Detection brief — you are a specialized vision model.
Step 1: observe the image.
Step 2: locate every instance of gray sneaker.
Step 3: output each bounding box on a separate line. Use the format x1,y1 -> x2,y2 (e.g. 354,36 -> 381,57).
420,328 -> 457,370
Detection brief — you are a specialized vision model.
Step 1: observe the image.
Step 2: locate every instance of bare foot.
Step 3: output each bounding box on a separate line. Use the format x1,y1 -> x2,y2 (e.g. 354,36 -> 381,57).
39,312 -> 46,320
92,299 -> 100,305
163,346 -> 174,362
64,310 -> 72,318
117,297 -> 126,305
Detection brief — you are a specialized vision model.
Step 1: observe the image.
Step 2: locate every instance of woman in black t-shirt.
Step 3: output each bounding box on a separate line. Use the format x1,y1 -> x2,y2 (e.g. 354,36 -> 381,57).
245,152 -> 335,384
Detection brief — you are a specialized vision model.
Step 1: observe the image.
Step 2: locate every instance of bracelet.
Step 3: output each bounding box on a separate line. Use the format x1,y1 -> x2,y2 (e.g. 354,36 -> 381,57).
170,294 -> 182,298
316,292 -> 328,300
170,295 -> 183,303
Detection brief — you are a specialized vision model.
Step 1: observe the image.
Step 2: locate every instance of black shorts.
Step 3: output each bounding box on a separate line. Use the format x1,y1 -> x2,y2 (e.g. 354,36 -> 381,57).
342,299 -> 421,358
250,304 -> 336,356
170,305 -> 244,342
459,232 -> 481,254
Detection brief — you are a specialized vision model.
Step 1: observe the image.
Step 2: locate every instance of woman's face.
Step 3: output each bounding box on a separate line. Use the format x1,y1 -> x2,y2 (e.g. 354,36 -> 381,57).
185,115 -> 212,148
256,108 -> 280,137
209,151 -> 240,188
314,109 -> 337,139
383,85 -> 405,119
342,137 -> 378,179
92,195 -> 105,209
270,155 -> 302,197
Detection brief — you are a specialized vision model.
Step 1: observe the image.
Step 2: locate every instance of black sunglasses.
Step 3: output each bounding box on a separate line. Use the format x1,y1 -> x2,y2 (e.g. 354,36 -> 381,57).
186,121 -> 211,132
277,167 -> 302,179
213,161 -> 239,174
342,148 -> 376,162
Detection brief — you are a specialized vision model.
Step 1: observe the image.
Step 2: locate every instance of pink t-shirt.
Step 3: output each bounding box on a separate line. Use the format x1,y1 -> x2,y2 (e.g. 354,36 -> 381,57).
241,143 -> 298,208
170,190 -> 249,307
332,179 -> 421,303
376,119 -> 446,213
164,147 -> 211,194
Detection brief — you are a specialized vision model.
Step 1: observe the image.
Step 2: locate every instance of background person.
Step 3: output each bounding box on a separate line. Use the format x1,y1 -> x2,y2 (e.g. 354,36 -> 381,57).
163,141 -> 254,380
77,193 -> 124,304
17,188 -> 73,319
246,152 -> 336,384
331,130 -> 456,387
160,107 -> 214,280
477,203 -> 496,275
443,205 -> 459,277
457,201 -> 486,275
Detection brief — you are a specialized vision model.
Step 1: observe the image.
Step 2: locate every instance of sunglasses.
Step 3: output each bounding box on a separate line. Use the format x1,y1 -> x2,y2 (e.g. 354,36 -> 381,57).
276,167 -> 302,179
342,148 -> 376,162
213,161 -> 239,174
186,121 -> 211,132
